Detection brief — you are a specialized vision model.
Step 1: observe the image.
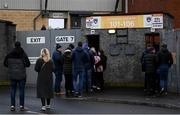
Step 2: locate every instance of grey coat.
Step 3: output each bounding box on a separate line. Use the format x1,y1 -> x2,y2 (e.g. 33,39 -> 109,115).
34,58 -> 54,98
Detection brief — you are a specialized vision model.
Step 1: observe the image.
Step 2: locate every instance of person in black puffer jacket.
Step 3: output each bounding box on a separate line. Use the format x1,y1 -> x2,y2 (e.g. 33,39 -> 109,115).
63,47 -> 73,97
4,41 -> 30,111
143,47 -> 157,96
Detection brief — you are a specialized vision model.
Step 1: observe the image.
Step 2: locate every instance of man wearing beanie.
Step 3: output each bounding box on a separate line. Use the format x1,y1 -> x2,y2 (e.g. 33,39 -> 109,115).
4,41 -> 30,111
52,44 -> 64,95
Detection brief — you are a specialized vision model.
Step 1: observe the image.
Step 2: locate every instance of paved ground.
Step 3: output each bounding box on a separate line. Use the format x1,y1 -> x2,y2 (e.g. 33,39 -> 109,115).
1,86 -> 180,114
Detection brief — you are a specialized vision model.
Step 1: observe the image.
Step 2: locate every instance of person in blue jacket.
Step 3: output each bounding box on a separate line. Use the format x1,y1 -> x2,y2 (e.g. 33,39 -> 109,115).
52,44 -> 64,95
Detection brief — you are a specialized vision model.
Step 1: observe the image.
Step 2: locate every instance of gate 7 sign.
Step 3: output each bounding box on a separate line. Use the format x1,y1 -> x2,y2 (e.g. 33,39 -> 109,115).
55,36 -> 75,43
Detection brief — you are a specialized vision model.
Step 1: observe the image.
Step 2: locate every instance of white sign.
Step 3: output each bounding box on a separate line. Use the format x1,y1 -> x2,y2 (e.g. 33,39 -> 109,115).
55,36 -> 75,43
151,15 -> 163,28
150,27 -> 156,32
28,57 -> 39,64
90,30 -> 95,34
27,37 -> 45,44
143,15 -> 152,27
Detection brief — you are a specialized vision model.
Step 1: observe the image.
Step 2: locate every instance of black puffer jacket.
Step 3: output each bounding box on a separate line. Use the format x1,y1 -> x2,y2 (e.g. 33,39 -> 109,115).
4,47 -> 30,80
63,49 -> 72,75
157,48 -> 173,67
143,51 -> 157,74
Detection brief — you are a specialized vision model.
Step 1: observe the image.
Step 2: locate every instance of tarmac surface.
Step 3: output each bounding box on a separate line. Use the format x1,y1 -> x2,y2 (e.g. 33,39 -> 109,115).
1,86 -> 180,113
63,87 -> 180,110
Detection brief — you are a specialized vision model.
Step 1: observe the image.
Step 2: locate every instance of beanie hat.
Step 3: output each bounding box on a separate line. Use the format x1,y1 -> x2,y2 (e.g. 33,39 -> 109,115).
69,44 -> 74,50
15,41 -> 21,48
56,44 -> 61,50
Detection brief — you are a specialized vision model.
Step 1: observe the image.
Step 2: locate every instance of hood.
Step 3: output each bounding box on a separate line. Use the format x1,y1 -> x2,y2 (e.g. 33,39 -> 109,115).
161,47 -> 168,53
82,42 -> 89,49
76,47 -> 83,52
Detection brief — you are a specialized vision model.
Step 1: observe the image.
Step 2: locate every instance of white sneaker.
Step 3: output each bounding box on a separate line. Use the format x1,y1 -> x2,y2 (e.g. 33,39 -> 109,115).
46,105 -> 50,109
41,106 -> 46,111
11,106 -> 15,111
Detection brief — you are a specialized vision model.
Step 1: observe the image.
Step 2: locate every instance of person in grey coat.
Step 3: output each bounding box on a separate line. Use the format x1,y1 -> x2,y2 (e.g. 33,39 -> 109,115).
3,41 -> 30,111
35,48 -> 54,111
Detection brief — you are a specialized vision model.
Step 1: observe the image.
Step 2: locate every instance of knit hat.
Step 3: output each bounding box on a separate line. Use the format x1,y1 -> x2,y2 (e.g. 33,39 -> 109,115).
56,44 -> 61,50
69,44 -> 74,50
15,41 -> 21,48
64,47 -> 71,53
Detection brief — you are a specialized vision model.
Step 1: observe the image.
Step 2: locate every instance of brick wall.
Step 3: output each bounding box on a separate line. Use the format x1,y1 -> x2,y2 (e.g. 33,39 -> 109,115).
0,10 -> 48,31
128,0 -> 180,29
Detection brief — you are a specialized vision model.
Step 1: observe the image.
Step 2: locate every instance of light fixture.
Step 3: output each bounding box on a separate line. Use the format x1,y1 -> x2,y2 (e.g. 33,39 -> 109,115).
108,29 -> 116,34
4,2 -> 8,8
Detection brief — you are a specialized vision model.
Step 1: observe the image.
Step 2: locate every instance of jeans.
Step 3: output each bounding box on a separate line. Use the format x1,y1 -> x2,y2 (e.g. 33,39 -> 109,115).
54,71 -> 63,93
10,79 -> 26,106
159,64 -> 169,92
73,70 -> 85,95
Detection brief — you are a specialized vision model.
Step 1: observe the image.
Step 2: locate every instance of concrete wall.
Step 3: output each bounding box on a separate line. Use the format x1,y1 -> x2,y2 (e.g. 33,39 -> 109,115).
16,29 -> 82,86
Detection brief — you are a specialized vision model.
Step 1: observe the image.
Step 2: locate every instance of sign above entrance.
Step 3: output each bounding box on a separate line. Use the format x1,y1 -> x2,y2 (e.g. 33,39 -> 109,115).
86,14 -> 163,29
55,36 -> 75,43
26,37 -> 45,44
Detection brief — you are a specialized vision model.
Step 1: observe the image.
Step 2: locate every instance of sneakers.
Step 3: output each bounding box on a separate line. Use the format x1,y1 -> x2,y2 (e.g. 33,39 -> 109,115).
41,106 -> 46,111
10,106 -> 15,111
46,105 -> 51,109
160,88 -> 164,95
20,106 -> 28,111
10,106 -> 28,111
41,105 -> 51,111
20,106 -> 24,111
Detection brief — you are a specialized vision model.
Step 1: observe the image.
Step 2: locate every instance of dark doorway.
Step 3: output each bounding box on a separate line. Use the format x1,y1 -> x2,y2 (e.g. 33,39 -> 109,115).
145,33 -> 160,53
86,35 -> 100,51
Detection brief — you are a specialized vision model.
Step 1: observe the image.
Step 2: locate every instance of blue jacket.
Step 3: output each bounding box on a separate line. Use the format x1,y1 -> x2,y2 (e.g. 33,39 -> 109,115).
72,47 -> 88,72
52,50 -> 63,72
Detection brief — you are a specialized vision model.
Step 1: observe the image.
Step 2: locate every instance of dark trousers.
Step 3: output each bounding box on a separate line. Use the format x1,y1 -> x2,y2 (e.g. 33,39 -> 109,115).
145,73 -> 155,95
54,71 -> 63,93
10,79 -> 26,106
96,72 -> 104,90
64,74 -> 73,94
41,98 -> 50,106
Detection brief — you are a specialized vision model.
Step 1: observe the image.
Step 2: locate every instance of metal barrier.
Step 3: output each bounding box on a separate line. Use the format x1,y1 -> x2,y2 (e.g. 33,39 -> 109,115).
16,29 -> 82,85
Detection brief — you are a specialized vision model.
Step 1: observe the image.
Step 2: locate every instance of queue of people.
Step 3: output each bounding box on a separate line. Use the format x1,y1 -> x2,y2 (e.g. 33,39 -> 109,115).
3,41 -> 107,111
3,40 -> 174,112
141,43 -> 173,97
